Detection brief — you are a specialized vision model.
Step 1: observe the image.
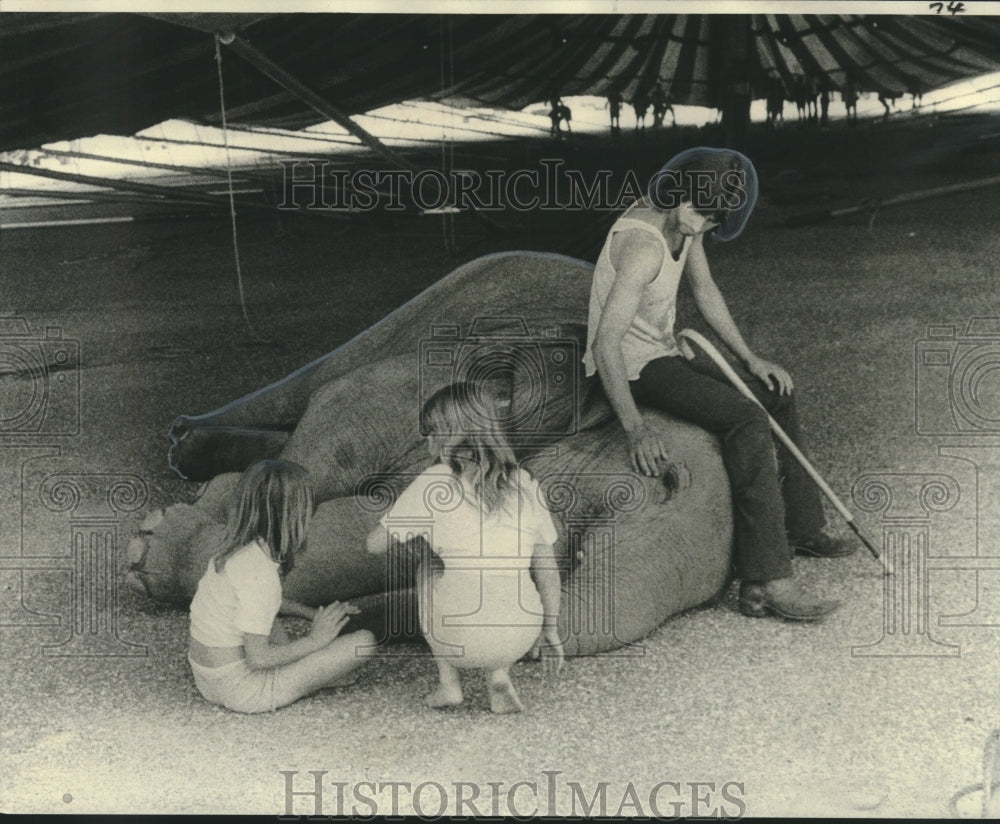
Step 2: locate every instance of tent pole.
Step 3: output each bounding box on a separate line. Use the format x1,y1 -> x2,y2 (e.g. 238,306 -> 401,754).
220,31 -> 505,233
784,174 -> 1000,227
2,185 -> 180,207
220,33 -> 418,174
717,15 -> 753,150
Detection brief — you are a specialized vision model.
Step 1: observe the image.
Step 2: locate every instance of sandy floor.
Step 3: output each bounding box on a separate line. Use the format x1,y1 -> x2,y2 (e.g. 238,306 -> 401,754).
2,117 -> 999,816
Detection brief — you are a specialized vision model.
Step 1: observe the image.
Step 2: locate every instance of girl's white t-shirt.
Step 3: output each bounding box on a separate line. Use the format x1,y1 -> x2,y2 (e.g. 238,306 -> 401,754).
380,465 -> 557,569
189,539 -> 282,647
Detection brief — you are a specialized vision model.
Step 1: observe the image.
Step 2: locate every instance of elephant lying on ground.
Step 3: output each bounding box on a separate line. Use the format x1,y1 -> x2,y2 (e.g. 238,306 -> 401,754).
127,251 -> 733,656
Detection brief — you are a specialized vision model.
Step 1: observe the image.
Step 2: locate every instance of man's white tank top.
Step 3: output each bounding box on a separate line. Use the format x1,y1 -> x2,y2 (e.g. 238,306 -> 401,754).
582,214 -> 690,380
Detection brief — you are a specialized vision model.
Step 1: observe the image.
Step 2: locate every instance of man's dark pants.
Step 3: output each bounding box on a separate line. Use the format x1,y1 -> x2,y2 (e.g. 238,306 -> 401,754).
630,353 -> 826,582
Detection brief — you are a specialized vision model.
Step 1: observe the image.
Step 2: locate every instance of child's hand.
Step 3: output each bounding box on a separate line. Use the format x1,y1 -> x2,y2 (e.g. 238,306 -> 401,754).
312,601 -> 360,620
310,602 -> 358,645
534,628 -> 564,680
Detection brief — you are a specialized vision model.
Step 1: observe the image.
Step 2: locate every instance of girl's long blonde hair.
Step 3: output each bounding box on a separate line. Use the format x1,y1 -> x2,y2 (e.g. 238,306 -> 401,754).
421,382 -> 520,515
214,459 -> 314,577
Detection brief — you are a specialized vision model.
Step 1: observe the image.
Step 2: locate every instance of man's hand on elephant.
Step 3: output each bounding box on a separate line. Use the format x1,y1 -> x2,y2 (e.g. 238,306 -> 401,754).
627,424 -> 668,477
744,355 -> 793,395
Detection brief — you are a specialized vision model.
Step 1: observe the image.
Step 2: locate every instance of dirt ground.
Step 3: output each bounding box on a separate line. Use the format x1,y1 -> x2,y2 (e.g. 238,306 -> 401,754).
2,116 -> 999,816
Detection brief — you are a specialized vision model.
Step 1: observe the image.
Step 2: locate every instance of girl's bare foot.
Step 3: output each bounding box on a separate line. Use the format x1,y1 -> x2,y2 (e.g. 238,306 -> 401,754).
487,671 -> 524,714
424,684 -> 463,708
426,657 -> 462,708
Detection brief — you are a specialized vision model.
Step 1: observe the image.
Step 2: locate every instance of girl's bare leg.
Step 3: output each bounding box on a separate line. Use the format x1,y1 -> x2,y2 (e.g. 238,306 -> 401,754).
486,667 -> 523,714
425,657 -> 464,708
269,620 -> 291,645
417,555 -> 462,708
272,629 -> 376,707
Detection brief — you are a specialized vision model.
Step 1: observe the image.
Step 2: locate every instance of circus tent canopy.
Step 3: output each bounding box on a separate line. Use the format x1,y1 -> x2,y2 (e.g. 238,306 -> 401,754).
2,12 -> 1000,153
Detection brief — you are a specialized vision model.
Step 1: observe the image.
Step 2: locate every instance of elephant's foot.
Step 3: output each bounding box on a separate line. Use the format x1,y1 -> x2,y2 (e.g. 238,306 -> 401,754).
168,417 -> 289,481
487,670 -> 524,714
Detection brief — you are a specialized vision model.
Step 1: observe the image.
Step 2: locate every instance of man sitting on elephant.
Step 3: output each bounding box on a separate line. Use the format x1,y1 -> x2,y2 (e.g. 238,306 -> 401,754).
583,146 -> 854,623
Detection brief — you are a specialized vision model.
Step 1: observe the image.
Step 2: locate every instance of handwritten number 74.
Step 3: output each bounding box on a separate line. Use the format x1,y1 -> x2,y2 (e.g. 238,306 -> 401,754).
929,1 -> 966,13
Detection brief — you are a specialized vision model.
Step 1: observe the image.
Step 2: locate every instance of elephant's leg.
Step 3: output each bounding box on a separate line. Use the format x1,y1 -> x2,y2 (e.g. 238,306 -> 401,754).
280,498 -> 403,604
279,356 -> 436,501
173,353 -> 431,495
167,251 -> 599,481
168,424 -> 290,481
138,355 -> 446,606
167,351 -> 344,480
170,353 -> 337,437
525,410 -> 733,657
